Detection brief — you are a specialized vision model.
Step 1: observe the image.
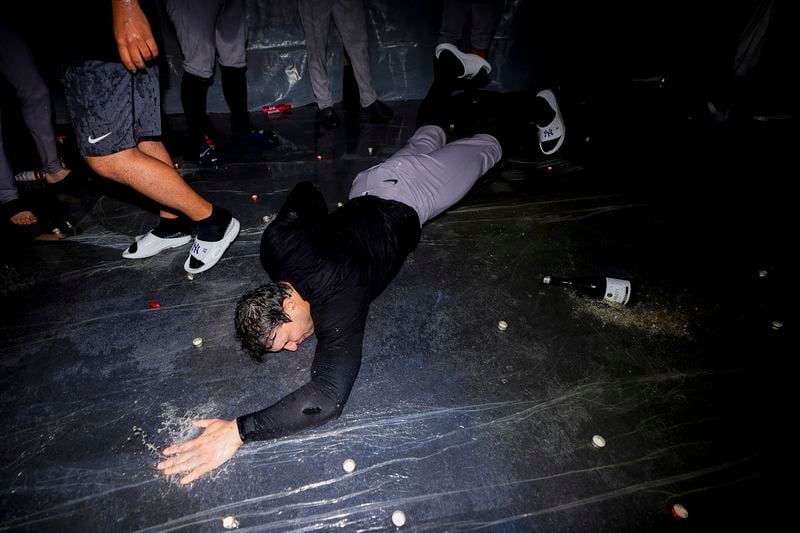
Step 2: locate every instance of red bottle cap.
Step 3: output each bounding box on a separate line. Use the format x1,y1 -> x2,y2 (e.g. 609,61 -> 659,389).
671,503 -> 688,519
148,301 -> 161,309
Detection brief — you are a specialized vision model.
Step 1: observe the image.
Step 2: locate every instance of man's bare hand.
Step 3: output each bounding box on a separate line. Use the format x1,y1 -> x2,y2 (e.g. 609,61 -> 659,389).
112,0 -> 158,71
157,419 -> 243,485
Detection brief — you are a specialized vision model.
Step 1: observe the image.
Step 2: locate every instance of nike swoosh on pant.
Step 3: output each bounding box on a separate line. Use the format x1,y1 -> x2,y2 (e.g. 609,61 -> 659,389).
88,132 -> 113,144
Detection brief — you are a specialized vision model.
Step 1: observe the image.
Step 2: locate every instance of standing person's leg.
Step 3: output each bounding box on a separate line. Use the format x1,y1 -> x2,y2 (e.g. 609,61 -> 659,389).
0,116 -> 36,225
332,0 -> 392,122
331,0 -> 377,108
438,0 -> 469,46
0,118 -> 16,204
469,0 -> 504,58
64,61 -> 239,272
298,0 -> 336,110
0,20 -> 72,185
216,0 -> 250,135
217,0 -> 279,147
69,64 -> 213,221
166,0 -> 223,158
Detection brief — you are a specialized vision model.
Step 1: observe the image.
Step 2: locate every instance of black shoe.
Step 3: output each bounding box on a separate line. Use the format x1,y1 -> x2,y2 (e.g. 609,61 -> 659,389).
190,143 -> 221,168
364,100 -> 393,123
320,107 -> 340,128
233,127 -> 280,150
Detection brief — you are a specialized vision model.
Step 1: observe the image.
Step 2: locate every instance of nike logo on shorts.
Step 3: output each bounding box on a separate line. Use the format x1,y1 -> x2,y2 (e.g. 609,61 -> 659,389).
88,132 -> 113,144
383,179 -> 398,184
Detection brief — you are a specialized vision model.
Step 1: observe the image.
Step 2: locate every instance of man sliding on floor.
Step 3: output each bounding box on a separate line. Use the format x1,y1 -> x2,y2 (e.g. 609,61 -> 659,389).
156,121 -> 502,484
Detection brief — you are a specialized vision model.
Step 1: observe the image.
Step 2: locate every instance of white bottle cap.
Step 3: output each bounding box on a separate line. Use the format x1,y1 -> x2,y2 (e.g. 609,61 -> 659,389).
391,510 -> 406,527
222,515 -> 240,529
342,458 -> 356,473
497,320 -> 508,331
192,337 -> 203,347
591,434 -> 606,448
542,276 -> 551,284
671,503 -> 688,519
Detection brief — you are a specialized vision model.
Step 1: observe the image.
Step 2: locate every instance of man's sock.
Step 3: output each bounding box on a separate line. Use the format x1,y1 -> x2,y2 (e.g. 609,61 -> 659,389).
221,65 -> 250,134
195,205 -> 233,242
152,216 -> 192,238
181,72 -> 213,148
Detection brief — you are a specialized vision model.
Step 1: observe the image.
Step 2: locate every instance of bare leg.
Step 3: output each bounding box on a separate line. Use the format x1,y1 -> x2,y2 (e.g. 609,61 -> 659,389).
470,48 -> 489,59
86,145 -> 212,222
136,140 -> 183,220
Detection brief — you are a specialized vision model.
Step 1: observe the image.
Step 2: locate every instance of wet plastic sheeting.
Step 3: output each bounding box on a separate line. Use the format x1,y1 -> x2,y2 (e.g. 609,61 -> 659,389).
0,96 -> 788,531
158,0 -> 531,114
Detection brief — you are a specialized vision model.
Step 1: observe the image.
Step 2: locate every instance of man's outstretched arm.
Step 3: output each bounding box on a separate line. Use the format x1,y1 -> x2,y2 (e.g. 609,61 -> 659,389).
157,297 -> 367,484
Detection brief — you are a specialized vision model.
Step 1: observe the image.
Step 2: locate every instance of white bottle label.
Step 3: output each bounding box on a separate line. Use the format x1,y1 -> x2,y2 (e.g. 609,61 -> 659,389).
604,277 -> 631,305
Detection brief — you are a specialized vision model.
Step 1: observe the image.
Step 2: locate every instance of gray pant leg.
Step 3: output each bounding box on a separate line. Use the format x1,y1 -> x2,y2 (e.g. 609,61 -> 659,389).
470,0 -> 504,50
350,126 -> 502,224
0,116 -> 19,203
0,20 -> 61,173
216,0 -> 247,68
331,0 -> 377,107
166,0 -> 226,78
391,124 -> 447,158
298,0 -> 335,109
438,0 -> 503,50
438,0 -> 470,45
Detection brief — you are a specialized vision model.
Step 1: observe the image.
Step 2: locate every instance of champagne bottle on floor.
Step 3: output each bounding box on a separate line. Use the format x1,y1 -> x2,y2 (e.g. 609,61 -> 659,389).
542,275 -> 632,306
14,169 -> 45,183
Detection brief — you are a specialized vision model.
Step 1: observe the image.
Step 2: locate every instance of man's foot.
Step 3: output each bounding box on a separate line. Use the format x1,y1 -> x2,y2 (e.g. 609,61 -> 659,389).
186,142 -> 222,168
185,216 -> 240,274
46,169 -> 85,194
363,100 -> 393,123
122,231 -> 193,259
3,199 -> 38,225
320,107 -> 340,128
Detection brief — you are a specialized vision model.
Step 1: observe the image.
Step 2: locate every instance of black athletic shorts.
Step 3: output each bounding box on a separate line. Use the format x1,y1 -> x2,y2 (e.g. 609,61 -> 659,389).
63,61 -> 161,157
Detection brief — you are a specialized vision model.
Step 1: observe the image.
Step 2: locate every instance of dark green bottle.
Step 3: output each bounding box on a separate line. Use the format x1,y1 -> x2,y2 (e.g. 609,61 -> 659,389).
542,275 -> 632,306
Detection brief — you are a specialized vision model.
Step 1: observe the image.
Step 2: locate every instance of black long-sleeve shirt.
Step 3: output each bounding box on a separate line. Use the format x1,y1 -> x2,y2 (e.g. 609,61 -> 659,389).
236,182 -> 421,441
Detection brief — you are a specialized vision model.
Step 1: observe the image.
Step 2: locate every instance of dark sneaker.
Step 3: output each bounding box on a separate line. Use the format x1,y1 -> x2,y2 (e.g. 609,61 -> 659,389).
320,106 -> 340,128
364,100 -> 393,123
193,143 -> 221,168
234,128 -> 280,150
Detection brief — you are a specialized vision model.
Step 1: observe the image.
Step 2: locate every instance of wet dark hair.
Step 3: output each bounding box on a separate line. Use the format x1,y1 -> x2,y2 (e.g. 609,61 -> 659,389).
234,282 -> 292,361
